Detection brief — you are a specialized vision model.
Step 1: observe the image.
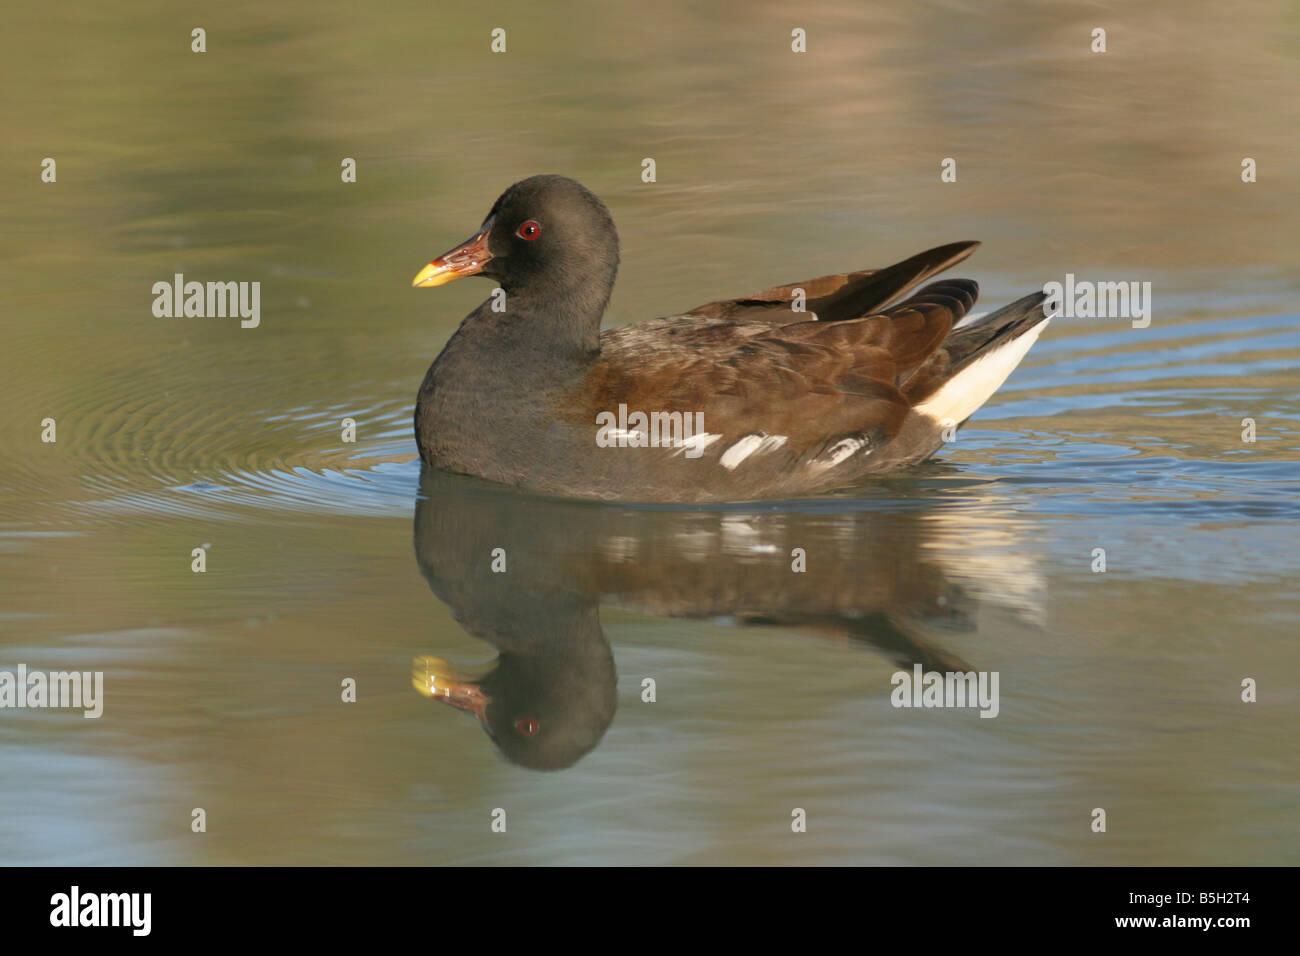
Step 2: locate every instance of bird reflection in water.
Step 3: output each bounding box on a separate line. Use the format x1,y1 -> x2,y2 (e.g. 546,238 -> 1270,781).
410,469 -> 1043,771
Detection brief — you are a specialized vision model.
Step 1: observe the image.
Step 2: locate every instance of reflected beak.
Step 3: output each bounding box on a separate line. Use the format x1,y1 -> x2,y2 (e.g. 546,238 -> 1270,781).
412,655 -> 490,719
412,220 -> 494,288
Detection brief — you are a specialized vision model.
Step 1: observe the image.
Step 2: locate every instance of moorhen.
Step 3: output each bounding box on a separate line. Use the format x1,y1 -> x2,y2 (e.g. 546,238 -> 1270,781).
412,175 -> 1050,503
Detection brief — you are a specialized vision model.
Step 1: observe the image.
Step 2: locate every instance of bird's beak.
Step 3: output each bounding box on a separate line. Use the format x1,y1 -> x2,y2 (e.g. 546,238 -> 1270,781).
412,655 -> 490,719
412,219 -> 494,288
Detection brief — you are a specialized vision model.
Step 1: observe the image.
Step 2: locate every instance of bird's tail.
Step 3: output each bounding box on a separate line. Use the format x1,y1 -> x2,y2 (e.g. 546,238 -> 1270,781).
909,291 -> 1051,427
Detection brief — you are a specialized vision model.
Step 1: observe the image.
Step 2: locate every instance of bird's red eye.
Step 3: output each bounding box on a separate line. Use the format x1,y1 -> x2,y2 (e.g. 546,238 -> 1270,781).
515,717 -> 539,738
516,220 -> 541,241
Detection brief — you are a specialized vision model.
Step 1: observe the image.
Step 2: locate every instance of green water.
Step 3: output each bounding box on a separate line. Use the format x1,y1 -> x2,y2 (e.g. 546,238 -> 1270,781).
1,0 -> 1297,864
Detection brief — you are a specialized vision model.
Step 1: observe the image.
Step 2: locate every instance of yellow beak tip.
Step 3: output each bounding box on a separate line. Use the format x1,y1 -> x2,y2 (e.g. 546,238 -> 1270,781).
412,266 -> 442,288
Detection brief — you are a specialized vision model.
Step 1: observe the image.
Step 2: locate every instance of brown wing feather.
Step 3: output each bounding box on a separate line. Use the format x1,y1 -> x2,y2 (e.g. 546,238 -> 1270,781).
577,275 -> 981,459
682,241 -> 979,323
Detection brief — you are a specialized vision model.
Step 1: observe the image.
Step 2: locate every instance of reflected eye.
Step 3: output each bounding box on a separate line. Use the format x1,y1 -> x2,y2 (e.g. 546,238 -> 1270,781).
515,717 -> 539,738
516,220 -> 541,241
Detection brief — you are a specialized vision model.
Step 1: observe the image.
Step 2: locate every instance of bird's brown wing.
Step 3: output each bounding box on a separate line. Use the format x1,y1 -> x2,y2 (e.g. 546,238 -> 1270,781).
578,277 -> 979,461
681,241 -> 979,323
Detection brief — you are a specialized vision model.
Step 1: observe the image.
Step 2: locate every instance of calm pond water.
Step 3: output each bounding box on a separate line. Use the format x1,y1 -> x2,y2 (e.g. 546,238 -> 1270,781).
2,1 -> 1297,865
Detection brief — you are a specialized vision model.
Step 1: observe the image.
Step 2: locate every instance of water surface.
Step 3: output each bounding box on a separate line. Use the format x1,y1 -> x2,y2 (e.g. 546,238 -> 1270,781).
1,0 -> 1297,865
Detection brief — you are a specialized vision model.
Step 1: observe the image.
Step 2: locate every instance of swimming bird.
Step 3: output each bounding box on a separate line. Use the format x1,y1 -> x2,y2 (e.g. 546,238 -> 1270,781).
412,174 -> 1049,503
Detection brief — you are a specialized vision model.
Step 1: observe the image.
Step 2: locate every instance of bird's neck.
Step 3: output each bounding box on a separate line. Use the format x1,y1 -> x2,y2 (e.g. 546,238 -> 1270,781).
436,305 -> 598,382
418,297 -> 599,456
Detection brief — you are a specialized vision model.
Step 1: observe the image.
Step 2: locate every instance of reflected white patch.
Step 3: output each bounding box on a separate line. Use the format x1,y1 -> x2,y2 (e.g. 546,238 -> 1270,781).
670,528 -> 719,561
719,515 -> 780,554
925,510 -> 1048,627
599,535 -> 639,563
719,434 -> 788,470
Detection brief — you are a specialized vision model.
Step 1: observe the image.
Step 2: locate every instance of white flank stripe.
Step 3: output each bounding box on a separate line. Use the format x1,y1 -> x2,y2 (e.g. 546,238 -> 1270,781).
808,436 -> 870,472
719,434 -> 788,470
672,432 -> 723,457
